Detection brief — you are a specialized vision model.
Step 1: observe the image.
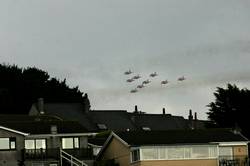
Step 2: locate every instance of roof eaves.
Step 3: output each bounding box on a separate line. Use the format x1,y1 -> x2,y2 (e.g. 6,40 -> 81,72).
0,125 -> 29,136
96,131 -> 129,160
26,132 -> 97,138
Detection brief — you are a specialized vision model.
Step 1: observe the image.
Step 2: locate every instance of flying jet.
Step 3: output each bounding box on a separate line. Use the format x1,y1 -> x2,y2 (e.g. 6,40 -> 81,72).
142,79 -> 150,84
124,70 -> 133,75
132,74 -> 141,79
137,84 -> 145,89
150,72 -> 158,77
161,80 -> 169,85
126,78 -> 134,83
130,88 -> 138,93
178,76 -> 186,81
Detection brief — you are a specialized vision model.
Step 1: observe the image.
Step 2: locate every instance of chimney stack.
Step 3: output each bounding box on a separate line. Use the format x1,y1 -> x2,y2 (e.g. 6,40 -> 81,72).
194,112 -> 197,120
162,108 -> 166,115
51,125 -> 57,134
37,98 -> 44,115
188,109 -> 193,121
134,105 -> 138,113
194,112 -> 198,129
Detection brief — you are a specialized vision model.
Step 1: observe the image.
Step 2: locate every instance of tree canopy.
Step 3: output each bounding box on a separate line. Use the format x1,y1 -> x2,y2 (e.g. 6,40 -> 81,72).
207,84 -> 250,138
0,63 -> 87,114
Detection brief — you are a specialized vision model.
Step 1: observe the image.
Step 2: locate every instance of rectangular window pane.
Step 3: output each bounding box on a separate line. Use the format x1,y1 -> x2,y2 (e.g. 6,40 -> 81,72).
25,140 -> 35,149
62,138 -> 74,149
209,147 -> 217,158
158,148 -> 166,159
131,149 -> 140,162
74,138 -> 79,148
10,141 -> 16,149
191,146 -> 209,158
219,147 -> 233,156
0,138 -> 9,149
184,147 -> 191,158
36,139 -> 46,149
141,148 -> 157,160
167,147 -> 184,159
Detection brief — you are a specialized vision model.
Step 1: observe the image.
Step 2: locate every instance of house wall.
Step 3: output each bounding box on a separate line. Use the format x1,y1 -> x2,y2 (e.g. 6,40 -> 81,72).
102,137 -> 130,166
0,128 -> 25,166
233,145 -> 248,156
80,136 -> 88,148
27,135 -> 88,149
131,159 -> 217,166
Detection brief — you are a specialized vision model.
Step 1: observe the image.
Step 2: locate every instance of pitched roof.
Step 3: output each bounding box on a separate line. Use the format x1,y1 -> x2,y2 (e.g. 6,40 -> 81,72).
0,114 -> 89,135
31,103 -> 97,131
1,121 -> 88,134
115,129 -> 248,146
88,110 -> 137,131
128,113 -> 190,130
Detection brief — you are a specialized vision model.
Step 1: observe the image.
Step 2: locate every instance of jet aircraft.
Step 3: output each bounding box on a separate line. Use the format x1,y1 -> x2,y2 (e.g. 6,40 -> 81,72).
178,76 -> 186,81
150,72 -> 158,77
161,80 -> 169,84
130,88 -> 138,93
126,78 -> 134,82
132,75 -> 141,79
142,79 -> 150,84
124,70 -> 132,75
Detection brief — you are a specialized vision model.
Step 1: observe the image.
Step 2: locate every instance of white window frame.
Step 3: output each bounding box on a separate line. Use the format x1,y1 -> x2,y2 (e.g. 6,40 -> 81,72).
25,139 -> 46,149
0,137 -> 16,150
137,145 -> 218,161
62,137 -> 80,149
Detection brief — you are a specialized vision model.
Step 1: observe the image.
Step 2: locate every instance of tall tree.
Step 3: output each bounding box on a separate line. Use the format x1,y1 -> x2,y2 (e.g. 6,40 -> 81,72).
0,63 -> 87,114
207,84 -> 250,138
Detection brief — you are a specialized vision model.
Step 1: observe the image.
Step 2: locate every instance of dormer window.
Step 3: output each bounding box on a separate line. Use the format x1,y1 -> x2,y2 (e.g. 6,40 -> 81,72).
142,127 -> 151,131
97,124 -> 107,130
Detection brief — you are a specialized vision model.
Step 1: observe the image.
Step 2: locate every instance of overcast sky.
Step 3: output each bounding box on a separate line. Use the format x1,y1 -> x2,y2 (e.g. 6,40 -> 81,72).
1,0 -> 250,119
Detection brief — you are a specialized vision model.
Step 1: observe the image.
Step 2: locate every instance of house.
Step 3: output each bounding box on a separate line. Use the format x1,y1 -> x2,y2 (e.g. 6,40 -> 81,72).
96,129 -> 249,166
0,114 -> 96,166
29,98 -> 207,132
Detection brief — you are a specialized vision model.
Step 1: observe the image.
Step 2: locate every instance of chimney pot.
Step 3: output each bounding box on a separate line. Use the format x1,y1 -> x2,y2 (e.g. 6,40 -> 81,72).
163,108 -> 166,114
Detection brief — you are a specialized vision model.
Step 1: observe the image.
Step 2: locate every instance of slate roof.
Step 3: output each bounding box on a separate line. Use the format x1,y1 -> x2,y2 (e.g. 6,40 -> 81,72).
30,103 -> 97,131
0,121 -> 88,134
88,110 -> 137,131
29,101 -> 207,132
128,113 -> 190,130
115,129 -> 249,146
0,114 -> 89,134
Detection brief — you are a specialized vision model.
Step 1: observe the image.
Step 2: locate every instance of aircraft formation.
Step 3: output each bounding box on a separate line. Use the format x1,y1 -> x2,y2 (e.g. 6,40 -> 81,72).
124,69 -> 186,93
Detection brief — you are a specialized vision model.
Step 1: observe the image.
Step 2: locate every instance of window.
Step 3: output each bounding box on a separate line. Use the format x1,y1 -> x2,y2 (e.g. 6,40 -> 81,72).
136,145 -> 218,161
10,138 -> 16,149
219,147 -> 233,156
131,149 -> 140,162
141,148 -> 158,160
62,137 -> 79,149
168,147 -> 184,159
219,146 -> 233,160
142,127 -> 151,131
25,139 -> 46,149
191,146 -> 209,158
0,137 -> 16,150
97,124 -> 107,130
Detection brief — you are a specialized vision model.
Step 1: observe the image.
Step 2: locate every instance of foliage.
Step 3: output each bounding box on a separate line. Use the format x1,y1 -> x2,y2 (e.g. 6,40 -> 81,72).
207,84 -> 250,138
0,63 -> 86,114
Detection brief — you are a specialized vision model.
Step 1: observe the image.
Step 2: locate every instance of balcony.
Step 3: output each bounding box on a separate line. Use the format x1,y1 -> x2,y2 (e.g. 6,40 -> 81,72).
23,148 -> 94,160
219,156 -> 249,166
